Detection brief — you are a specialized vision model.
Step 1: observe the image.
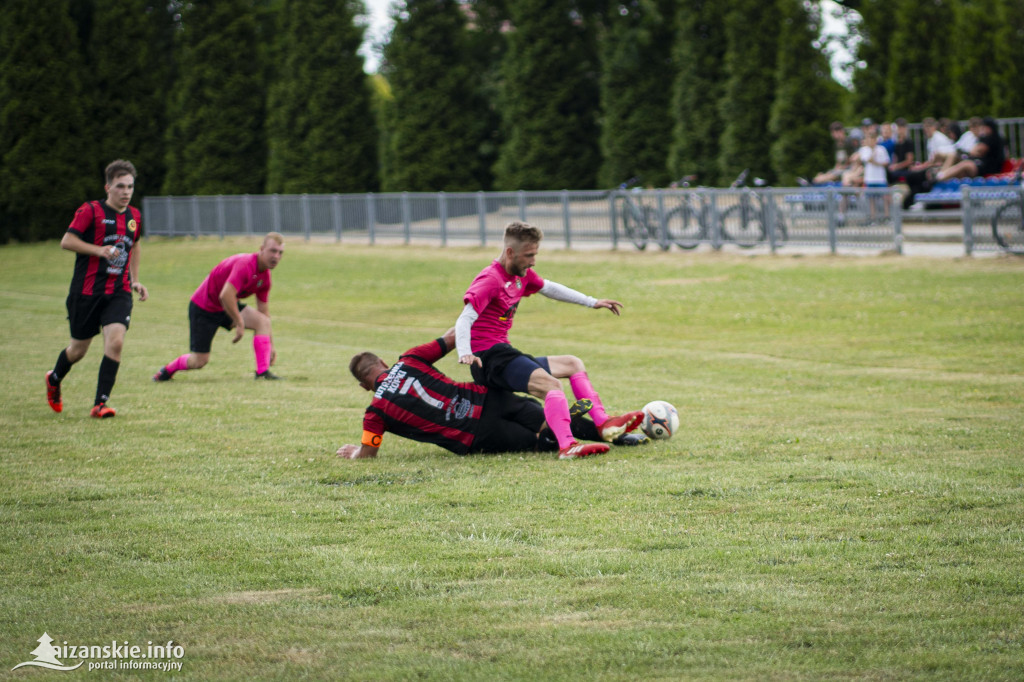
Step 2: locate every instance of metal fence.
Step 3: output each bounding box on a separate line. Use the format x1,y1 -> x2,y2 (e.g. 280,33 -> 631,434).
962,185 -> 1024,255
143,187 -> 911,254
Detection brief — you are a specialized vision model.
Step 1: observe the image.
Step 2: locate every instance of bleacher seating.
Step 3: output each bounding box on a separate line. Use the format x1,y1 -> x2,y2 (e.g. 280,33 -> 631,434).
914,159 -> 1023,206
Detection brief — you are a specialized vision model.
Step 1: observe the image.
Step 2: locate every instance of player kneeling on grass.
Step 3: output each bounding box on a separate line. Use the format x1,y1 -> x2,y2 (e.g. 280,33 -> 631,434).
337,329 -> 647,461
45,160 -> 148,419
153,233 -> 284,383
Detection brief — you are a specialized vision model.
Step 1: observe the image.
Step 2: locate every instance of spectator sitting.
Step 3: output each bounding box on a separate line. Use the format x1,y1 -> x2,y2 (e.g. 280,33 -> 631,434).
812,121 -> 859,185
879,121 -> 896,157
900,117 -> 956,208
949,116 -> 982,165
935,117 -> 1006,182
886,117 -> 916,184
841,127 -> 865,188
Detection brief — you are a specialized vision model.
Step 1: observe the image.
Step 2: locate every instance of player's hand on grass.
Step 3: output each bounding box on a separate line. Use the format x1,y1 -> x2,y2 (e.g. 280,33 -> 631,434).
459,354 -> 482,368
337,444 -> 376,459
231,324 -> 244,343
270,348 -> 277,366
594,299 -> 623,316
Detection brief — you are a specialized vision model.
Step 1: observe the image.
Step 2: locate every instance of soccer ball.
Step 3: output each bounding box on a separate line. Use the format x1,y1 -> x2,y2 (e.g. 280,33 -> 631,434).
641,400 -> 679,440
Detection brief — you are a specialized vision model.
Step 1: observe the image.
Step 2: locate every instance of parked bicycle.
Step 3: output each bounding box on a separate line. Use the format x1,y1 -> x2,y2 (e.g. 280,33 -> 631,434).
718,169 -> 789,248
990,172 -> 1023,254
617,178 -> 666,250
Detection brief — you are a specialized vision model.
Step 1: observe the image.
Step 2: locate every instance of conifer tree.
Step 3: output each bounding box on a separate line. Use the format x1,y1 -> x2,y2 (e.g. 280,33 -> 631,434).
949,0 -> 1000,118
884,0 -> 950,120
85,0 -> 175,198
0,0 -> 91,242
598,0 -> 675,189
769,0 -> 842,185
718,0 -> 778,183
991,0 -> 1024,116
163,0 -> 267,195
849,0 -> 893,122
380,0 -> 493,191
494,0 -> 602,190
266,0 -> 377,193
668,0 -> 726,187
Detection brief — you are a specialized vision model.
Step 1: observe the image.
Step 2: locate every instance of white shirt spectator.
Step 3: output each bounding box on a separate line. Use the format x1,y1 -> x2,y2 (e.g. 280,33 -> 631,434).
858,144 -> 891,185
955,130 -> 978,155
927,131 -> 956,160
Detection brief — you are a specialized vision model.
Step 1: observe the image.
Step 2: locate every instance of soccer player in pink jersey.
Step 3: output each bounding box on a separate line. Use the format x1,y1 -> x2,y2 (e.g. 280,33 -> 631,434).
455,221 -> 644,460
153,233 -> 284,382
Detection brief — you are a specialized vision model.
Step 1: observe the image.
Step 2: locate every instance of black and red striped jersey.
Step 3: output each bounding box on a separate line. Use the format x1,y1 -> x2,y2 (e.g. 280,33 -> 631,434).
363,338 -> 488,455
66,200 -> 143,296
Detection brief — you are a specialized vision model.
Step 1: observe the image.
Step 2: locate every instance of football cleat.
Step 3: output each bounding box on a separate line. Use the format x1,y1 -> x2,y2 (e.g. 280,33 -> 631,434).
597,411 -> 644,442
90,403 -> 116,419
46,371 -> 63,413
152,367 -> 173,382
255,370 -> 282,380
557,441 -> 610,460
613,432 -> 649,446
568,398 -> 593,419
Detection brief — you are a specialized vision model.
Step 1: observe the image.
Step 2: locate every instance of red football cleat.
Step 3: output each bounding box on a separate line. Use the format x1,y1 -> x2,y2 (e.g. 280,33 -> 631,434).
46,371 -> 63,413
597,411 -> 644,442
90,403 -> 116,419
557,441 -> 610,460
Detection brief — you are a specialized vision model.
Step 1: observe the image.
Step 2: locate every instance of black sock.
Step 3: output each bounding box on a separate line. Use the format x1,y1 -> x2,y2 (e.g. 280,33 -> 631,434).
95,355 -> 120,406
51,349 -> 73,384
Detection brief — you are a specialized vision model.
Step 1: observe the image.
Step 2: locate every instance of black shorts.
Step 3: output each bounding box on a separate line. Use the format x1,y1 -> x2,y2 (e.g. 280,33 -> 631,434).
189,301 -> 246,353
470,391 -> 546,454
470,343 -> 550,393
66,290 -> 133,340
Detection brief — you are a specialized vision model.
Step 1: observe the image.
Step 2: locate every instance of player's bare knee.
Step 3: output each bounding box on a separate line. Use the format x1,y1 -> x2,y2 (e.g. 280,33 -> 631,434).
529,371 -> 562,398
191,354 -> 210,369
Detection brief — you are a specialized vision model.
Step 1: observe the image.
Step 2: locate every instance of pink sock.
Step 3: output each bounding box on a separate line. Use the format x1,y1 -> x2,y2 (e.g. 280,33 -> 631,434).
544,390 -> 575,450
253,335 -> 272,374
569,371 -> 609,426
166,354 -> 191,376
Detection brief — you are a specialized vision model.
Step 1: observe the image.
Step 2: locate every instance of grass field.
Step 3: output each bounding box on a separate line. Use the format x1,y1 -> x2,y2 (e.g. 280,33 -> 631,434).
2,237 -> 1023,680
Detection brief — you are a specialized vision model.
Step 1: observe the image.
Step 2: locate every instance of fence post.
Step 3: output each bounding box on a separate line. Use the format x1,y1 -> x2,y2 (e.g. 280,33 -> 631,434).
439,192 -> 448,247
709,192 -> 722,251
765,191 -> 778,253
517,190 -> 526,221
401,192 -> 411,244
609,192 -> 619,249
217,195 -> 225,240
167,199 -> 175,238
477,192 -> 487,247
366,193 -> 376,245
271,194 -> 281,235
300,194 -> 311,241
333,194 -> 343,242
191,196 -> 200,239
891,188 -> 903,255
243,195 -> 253,237
962,185 -> 974,256
654,191 -> 668,250
827,189 -> 838,254
561,190 -> 572,248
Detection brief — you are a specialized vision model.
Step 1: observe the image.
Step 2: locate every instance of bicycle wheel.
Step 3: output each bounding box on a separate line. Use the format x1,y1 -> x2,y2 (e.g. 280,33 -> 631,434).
620,206 -> 649,250
992,200 -> 1024,254
664,204 -> 704,249
720,203 -> 764,248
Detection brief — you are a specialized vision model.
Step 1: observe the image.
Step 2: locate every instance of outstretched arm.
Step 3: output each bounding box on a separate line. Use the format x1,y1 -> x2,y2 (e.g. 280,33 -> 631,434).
540,281 -> 623,316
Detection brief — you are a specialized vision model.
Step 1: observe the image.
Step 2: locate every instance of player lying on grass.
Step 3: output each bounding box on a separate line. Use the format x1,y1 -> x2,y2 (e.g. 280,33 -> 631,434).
153,232 -> 284,382
337,329 -> 647,460
456,221 -> 643,459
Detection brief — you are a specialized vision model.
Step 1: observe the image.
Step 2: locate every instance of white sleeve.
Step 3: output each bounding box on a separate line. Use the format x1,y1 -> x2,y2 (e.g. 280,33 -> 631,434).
455,303 -> 479,358
539,280 -> 597,308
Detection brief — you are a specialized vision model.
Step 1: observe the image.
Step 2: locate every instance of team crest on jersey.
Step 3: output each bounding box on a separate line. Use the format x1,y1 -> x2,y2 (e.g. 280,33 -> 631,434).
127,219 -> 137,233
257,279 -> 264,288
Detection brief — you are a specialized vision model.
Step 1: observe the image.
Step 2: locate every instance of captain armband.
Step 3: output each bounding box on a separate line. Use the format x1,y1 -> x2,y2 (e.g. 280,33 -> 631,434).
361,430 -> 383,448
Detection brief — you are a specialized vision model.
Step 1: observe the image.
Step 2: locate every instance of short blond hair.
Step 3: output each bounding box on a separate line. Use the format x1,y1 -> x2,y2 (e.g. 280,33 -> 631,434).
504,221 -> 543,249
264,231 -> 284,245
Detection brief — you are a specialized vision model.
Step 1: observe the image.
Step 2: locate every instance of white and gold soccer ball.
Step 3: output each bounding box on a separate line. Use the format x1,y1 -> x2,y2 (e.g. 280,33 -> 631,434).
640,400 -> 679,440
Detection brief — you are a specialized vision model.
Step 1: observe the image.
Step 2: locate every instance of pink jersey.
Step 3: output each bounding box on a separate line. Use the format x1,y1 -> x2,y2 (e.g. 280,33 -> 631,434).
463,260 -> 544,353
190,253 -> 272,313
